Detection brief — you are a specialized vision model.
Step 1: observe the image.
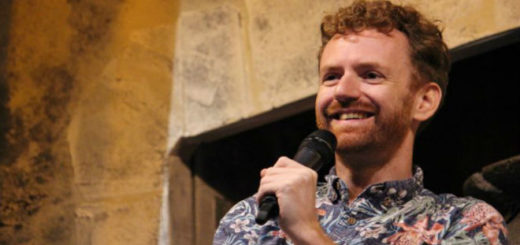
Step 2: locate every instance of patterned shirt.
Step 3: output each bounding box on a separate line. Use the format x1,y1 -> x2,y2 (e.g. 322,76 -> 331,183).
213,166 -> 508,244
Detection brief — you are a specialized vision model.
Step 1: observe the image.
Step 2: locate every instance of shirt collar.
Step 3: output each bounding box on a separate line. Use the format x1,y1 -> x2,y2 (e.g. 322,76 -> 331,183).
324,165 -> 424,208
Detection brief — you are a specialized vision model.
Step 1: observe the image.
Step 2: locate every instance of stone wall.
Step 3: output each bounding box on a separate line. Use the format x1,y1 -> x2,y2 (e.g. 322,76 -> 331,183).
0,0 -> 178,244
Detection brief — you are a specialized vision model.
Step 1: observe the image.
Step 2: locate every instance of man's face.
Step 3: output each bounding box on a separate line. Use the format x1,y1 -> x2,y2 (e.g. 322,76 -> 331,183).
315,29 -> 418,154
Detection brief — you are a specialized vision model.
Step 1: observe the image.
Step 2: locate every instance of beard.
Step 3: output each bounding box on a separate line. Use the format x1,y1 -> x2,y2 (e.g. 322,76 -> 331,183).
316,94 -> 414,155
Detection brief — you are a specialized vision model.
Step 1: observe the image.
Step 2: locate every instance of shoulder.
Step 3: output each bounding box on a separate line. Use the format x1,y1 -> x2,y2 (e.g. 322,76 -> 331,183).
449,197 -> 508,242
417,190 -> 509,244
415,188 -> 492,209
418,189 -> 505,227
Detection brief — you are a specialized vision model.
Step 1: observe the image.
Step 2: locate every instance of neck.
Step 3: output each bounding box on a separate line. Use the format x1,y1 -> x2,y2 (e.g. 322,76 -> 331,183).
334,131 -> 415,203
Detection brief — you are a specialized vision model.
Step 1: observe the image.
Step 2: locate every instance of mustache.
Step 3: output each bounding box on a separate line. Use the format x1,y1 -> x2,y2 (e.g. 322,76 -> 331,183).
325,100 -> 377,116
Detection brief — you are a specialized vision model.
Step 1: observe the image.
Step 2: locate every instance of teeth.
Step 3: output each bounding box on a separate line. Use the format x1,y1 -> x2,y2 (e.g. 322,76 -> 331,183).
339,113 -> 368,120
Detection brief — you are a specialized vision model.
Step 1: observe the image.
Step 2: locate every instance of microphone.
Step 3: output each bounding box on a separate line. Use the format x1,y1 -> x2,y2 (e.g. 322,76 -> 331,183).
255,130 -> 337,225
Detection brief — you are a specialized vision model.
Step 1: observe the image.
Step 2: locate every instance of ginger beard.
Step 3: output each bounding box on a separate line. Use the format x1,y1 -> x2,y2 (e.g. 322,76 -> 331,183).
315,91 -> 415,155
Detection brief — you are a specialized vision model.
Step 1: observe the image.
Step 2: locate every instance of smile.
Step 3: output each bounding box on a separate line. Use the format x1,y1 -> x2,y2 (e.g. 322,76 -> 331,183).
331,112 -> 374,120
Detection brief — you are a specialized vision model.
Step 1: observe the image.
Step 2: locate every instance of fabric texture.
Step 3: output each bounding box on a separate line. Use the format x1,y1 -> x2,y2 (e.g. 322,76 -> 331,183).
213,166 -> 508,245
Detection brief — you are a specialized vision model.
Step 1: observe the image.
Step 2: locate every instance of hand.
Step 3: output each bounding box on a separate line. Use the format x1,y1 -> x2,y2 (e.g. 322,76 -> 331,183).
257,157 -> 334,244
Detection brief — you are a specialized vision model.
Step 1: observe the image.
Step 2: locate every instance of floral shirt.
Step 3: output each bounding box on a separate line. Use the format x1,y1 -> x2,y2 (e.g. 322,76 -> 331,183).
213,166 -> 508,245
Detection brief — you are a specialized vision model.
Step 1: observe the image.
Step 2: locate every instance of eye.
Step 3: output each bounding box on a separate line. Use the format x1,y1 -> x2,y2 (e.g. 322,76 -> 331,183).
321,73 -> 342,84
363,71 -> 381,79
361,70 -> 384,83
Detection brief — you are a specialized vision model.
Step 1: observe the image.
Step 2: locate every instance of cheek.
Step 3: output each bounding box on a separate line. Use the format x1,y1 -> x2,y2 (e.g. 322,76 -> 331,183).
366,86 -> 402,108
315,87 -> 334,111
378,92 -> 413,118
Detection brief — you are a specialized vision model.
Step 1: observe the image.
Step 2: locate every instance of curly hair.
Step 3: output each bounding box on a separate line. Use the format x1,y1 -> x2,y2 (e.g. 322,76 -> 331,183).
320,0 -> 450,99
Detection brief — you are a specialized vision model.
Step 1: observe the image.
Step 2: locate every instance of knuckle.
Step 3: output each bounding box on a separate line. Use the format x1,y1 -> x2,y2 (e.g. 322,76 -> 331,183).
280,184 -> 293,193
311,171 -> 318,179
276,156 -> 286,163
274,156 -> 291,167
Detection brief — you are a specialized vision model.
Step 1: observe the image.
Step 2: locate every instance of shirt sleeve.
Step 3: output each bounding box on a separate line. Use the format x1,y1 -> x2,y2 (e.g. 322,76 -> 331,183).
442,201 -> 509,244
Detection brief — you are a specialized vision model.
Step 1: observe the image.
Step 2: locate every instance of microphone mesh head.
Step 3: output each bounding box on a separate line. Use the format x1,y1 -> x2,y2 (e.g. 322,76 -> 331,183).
298,130 -> 337,168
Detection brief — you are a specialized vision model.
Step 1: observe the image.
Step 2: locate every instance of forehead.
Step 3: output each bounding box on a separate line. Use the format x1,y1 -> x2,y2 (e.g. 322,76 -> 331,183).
319,29 -> 412,72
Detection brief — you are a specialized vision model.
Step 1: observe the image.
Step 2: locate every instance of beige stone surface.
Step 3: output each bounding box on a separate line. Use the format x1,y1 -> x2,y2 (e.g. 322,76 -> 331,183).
245,0 -> 350,109
385,0 -> 520,48
173,5 -> 248,137
404,0 -> 492,47
74,191 -> 162,244
496,0 -> 520,29
66,0 -> 177,243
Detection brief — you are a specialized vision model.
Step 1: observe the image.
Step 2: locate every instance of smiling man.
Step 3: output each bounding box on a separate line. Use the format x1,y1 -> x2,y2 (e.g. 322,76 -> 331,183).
315,28 -> 431,204
213,1 -> 508,244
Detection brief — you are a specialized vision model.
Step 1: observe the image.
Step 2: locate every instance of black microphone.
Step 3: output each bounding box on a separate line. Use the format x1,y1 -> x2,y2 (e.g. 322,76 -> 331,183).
255,130 -> 337,225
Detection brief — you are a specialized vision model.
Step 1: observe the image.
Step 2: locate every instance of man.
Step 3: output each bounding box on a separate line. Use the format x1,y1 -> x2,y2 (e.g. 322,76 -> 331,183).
213,0 -> 509,244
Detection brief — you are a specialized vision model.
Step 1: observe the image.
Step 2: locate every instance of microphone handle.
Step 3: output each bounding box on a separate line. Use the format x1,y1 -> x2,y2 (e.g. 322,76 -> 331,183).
255,147 -> 322,225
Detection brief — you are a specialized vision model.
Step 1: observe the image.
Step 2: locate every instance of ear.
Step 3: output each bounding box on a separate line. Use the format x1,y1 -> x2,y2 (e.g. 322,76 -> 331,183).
412,82 -> 442,122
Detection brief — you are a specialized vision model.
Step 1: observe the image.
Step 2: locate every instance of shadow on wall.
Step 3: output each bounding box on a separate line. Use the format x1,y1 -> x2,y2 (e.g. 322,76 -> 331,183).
0,0 -> 11,164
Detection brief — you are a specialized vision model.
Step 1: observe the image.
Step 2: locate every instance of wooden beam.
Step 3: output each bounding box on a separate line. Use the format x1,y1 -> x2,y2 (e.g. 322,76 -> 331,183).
168,155 -> 194,245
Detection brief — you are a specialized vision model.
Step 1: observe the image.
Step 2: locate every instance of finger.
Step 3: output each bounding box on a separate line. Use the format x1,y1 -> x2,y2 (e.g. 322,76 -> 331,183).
257,173 -> 295,200
261,166 -> 307,179
256,182 -> 274,203
261,170 -> 318,192
256,181 -> 284,204
260,167 -> 278,178
273,156 -> 295,167
260,168 -> 268,177
259,170 -> 314,193
259,170 -> 291,187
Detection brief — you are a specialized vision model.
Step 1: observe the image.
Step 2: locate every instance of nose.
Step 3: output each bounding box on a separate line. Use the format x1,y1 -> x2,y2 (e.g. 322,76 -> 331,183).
334,72 -> 361,103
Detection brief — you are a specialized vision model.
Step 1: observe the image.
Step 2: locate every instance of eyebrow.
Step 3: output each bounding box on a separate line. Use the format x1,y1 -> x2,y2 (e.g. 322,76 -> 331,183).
355,62 -> 387,72
319,65 -> 342,76
319,61 -> 388,75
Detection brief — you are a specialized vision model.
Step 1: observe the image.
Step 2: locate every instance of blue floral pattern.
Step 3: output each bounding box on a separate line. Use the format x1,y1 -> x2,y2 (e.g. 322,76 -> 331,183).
213,166 -> 508,244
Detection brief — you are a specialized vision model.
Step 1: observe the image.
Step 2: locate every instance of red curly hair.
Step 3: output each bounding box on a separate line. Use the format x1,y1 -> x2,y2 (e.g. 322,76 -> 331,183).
320,0 -> 450,99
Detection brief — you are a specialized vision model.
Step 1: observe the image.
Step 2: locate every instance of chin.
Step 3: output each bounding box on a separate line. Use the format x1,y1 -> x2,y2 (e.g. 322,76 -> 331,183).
334,133 -> 374,153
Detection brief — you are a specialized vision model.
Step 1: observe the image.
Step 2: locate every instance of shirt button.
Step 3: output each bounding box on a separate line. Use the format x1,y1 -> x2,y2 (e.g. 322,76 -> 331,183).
382,197 -> 392,207
347,217 -> 357,225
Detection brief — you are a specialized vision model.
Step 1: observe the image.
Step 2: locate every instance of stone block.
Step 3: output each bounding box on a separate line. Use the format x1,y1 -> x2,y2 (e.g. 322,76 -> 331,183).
406,0 -> 520,48
496,0 -> 520,30
173,5 -> 248,137
245,0 -> 350,109
74,188 -> 162,245
413,0 -> 497,47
